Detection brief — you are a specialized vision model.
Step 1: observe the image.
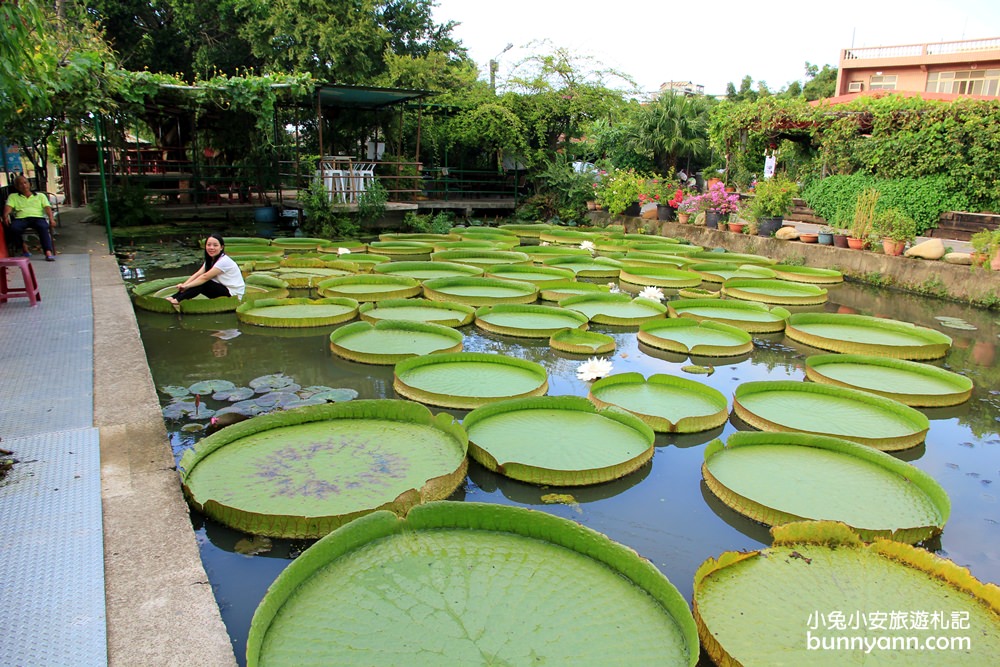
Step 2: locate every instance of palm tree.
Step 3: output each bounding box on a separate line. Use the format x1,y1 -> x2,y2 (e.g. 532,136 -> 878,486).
625,93 -> 709,176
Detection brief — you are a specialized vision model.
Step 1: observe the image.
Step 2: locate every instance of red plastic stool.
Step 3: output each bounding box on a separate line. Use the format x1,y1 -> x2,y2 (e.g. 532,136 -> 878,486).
0,257 -> 42,307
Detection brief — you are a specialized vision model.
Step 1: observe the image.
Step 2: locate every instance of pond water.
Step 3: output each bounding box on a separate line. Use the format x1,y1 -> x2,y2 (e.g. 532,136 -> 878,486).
134,271 -> 1000,664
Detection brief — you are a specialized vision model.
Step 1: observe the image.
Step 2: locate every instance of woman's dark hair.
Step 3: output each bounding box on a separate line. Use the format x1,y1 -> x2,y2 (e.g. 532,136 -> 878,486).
203,233 -> 226,270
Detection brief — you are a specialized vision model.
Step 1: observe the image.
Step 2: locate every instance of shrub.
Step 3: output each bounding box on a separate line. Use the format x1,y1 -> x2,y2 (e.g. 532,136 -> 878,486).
301,178 -> 359,239
89,183 -> 161,227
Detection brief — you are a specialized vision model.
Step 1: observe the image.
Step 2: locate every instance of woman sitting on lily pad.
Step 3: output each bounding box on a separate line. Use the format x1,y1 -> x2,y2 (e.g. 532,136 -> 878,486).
167,234 -> 245,306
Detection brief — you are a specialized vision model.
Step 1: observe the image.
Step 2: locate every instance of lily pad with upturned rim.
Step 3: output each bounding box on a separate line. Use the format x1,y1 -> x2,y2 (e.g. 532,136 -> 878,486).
366,241 -> 436,257
246,502 -> 699,667
357,298 -> 475,327
693,521 -> 1000,667
393,352 -> 549,409
520,245 -> 593,263
270,237 -> 333,250
474,303 -> 589,338
329,320 -> 464,365
620,251 -> 698,269
422,276 -> 538,306
722,278 -> 828,305
702,431 -> 949,543
538,280 -> 609,302
733,380 -> 930,451
497,222 -> 554,237
588,372 -> 728,433
372,260 -> 483,281
688,263 -> 777,283
559,292 -> 668,326
549,329 -> 617,354
785,312 -> 953,360
540,255 -> 624,277
686,250 -> 776,265
463,395 -> 655,486
637,319 -> 753,357
178,400 -> 468,538
483,263 -> 576,286
668,298 -> 791,333
130,274 -> 290,314
677,287 -> 720,300
804,353 -> 972,406
618,265 -> 703,288
771,264 -> 844,284
430,249 -> 531,268
236,297 -> 359,328
316,274 -> 422,302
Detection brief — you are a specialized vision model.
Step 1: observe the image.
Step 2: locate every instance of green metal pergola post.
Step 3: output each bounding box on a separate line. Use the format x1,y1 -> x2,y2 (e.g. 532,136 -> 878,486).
94,115 -> 115,255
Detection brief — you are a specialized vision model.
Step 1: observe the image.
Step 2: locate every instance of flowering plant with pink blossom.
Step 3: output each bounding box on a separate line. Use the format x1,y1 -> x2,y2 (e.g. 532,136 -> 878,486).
682,181 -> 740,215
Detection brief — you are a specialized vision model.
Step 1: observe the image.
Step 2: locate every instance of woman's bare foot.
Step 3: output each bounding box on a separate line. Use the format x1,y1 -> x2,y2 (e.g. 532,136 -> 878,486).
166,296 -> 179,306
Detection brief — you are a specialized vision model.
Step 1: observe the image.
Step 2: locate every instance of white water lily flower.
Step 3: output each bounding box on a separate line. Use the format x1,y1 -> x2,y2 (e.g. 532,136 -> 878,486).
638,285 -> 665,301
540,241 -> 550,246
606,282 -> 621,294
576,356 -> 614,381
579,240 -> 596,252
337,247 -> 352,255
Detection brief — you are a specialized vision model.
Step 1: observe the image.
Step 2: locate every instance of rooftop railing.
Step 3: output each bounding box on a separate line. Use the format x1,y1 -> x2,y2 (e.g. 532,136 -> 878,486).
843,36 -> 1000,61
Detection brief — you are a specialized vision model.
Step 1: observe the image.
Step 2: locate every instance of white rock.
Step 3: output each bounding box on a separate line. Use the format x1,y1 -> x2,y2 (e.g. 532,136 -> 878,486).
904,238 -> 946,260
943,252 -> 973,265
775,226 -> 799,240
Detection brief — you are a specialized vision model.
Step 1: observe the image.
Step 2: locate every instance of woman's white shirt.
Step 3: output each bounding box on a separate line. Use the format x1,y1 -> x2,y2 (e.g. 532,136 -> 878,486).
212,254 -> 245,298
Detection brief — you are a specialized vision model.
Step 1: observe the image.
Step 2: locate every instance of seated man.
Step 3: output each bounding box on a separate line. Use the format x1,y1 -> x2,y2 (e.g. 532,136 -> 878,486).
2,175 -> 56,261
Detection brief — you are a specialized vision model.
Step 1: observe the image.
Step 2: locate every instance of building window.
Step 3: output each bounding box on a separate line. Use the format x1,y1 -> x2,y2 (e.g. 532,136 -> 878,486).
927,69 -> 1000,96
847,81 -> 863,93
869,75 -> 897,90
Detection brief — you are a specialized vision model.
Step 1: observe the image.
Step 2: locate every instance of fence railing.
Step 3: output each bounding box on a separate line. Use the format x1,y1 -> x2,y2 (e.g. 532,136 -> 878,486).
843,37 -> 1000,61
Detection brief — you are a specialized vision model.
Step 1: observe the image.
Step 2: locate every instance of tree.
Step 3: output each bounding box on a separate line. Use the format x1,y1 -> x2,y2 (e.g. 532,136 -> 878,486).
623,93 -> 710,175
803,62 -> 838,101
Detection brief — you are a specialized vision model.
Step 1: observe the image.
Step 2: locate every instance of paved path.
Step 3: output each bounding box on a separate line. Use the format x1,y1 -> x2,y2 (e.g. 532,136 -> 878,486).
0,211 -> 235,666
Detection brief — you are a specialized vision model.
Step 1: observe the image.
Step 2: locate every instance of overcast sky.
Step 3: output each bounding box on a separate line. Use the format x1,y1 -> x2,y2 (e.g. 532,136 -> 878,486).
432,0 -> 1000,96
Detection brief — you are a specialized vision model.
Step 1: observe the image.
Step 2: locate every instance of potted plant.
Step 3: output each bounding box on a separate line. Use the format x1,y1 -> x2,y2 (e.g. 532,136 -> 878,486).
817,226 -> 834,246
696,181 -> 740,229
848,187 -> 879,250
675,190 -> 699,223
747,174 -> 797,237
873,207 -> 917,256
594,168 -> 644,217
970,227 -> 1000,269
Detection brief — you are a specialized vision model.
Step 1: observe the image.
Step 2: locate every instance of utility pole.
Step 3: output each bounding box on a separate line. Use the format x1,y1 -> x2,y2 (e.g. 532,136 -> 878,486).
490,43 -> 513,92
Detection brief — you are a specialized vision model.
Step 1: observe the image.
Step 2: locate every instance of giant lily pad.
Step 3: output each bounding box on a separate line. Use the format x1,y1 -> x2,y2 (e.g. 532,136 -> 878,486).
358,298 -> 475,327
247,503 -> 698,666
498,222 -> 554,238
785,313 -> 953,360
474,304 -> 589,338
538,280 -> 610,302
131,274 -> 289,313
560,292 -> 667,326
316,275 -> 422,302
805,353 -> 973,407
520,245 -> 592,263
236,297 -> 359,328
378,232 -> 461,242
771,264 -> 844,284
539,228 -> 598,245
704,432 -> 950,543
668,298 -> 791,333
329,320 -> 463,365
733,380 -> 930,451
722,278 -> 828,305
430,249 -> 531,268
366,240 -> 435,257
630,243 -> 702,256
686,250 -> 776,265
549,329 -> 617,354
589,372 -> 728,433
226,245 -> 284,257
422,276 -> 538,306
638,319 -> 753,357
483,263 -> 576,285
373,260 -> 483,281
541,255 -> 624,277
270,237 -> 333,250
620,251 -> 698,269
269,266 -> 355,288
432,239 -> 516,252
323,253 -> 390,271
463,396 -> 655,486
393,352 -> 549,409
178,400 -> 468,538
188,379 -> 236,395
693,521 -> 1000,666
689,263 -> 777,283
618,265 -> 703,288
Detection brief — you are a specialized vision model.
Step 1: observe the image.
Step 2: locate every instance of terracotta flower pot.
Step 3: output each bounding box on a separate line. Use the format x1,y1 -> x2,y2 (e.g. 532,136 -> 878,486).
728,222 -> 746,233
882,238 -> 906,256
847,237 -> 866,250
832,233 -> 849,248
799,233 -> 818,243
676,213 -> 691,224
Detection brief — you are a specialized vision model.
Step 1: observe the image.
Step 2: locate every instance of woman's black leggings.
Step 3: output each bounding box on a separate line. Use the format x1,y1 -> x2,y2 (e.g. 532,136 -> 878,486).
173,280 -> 231,302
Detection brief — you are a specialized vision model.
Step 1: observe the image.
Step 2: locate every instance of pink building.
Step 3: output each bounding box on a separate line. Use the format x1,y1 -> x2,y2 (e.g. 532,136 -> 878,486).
836,36 -> 1000,98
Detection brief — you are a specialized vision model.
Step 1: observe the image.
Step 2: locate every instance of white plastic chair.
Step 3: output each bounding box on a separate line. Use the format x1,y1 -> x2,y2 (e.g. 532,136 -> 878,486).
351,162 -> 376,201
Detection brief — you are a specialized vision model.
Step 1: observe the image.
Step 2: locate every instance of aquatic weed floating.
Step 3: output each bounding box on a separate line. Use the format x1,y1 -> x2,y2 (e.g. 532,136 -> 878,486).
247,502 -> 699,666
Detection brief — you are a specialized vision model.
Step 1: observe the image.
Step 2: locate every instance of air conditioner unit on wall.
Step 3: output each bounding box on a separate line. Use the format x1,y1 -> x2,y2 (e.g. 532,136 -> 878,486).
848,81 -> 863,93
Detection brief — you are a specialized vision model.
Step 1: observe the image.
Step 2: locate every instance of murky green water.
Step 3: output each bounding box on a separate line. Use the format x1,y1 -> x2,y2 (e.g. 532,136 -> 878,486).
135,275 -> 1000,665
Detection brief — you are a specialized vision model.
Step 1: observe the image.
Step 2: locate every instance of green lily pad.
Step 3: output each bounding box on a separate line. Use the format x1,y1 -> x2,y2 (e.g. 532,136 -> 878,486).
162,401 -> 216,421
549,329 -> 616,354
519,245 -> 592,263
805,354 -> 973,407
620,251 -> 698,269
188,379 -> 237,395
668,298 -> 791,333
618,265 -> 703,288
373,260 -> 483,281
638,319 -> 753,357
430,249 -> 532,268
393,352 -> 549,409
249,373 -> 297,392
366,241 -> 436,257
249,503 -> 697,666
358,298 -> 475,327
379,232 -> 461,242
677,287 -> 720,299
255,391 -> 301,408
330,320 -> 464,365
681,365 -> 714,375
722,278 -> 828,305
686,250 -> 776,265
934,315 -> 978,331
498,222 -> 554,237
131,274 -> 289,314
541,255 -> 624,277
160,385 -> 191,398
179,400 -> 468,538
689,263 -> 777,283
733,380 -> 930,451
214,386 -> 255,402
703,431 -> 950,542
771,264 -> 844,284
483,263 -> 577,285
270,237 -> 333,250
589,372 -> 728,433
785,313 -> 953,360
316,275 -> 422,302
422,276 -> 539,307
236,297 -> 359,328
474,303 -> 589,338
463,395 -> 655,486
181,423 -> 206,433
694,522 -> 1000,666
538,280 -> 611,302
559,292 -> 668,326
311,388 -> 359,402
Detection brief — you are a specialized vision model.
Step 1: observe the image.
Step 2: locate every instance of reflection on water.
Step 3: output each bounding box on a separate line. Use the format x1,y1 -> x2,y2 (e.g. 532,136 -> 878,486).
135,272 -> 1000,666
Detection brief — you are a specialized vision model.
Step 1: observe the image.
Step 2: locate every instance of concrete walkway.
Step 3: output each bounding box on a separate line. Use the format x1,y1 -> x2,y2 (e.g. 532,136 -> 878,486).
0,210 -> 235,666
